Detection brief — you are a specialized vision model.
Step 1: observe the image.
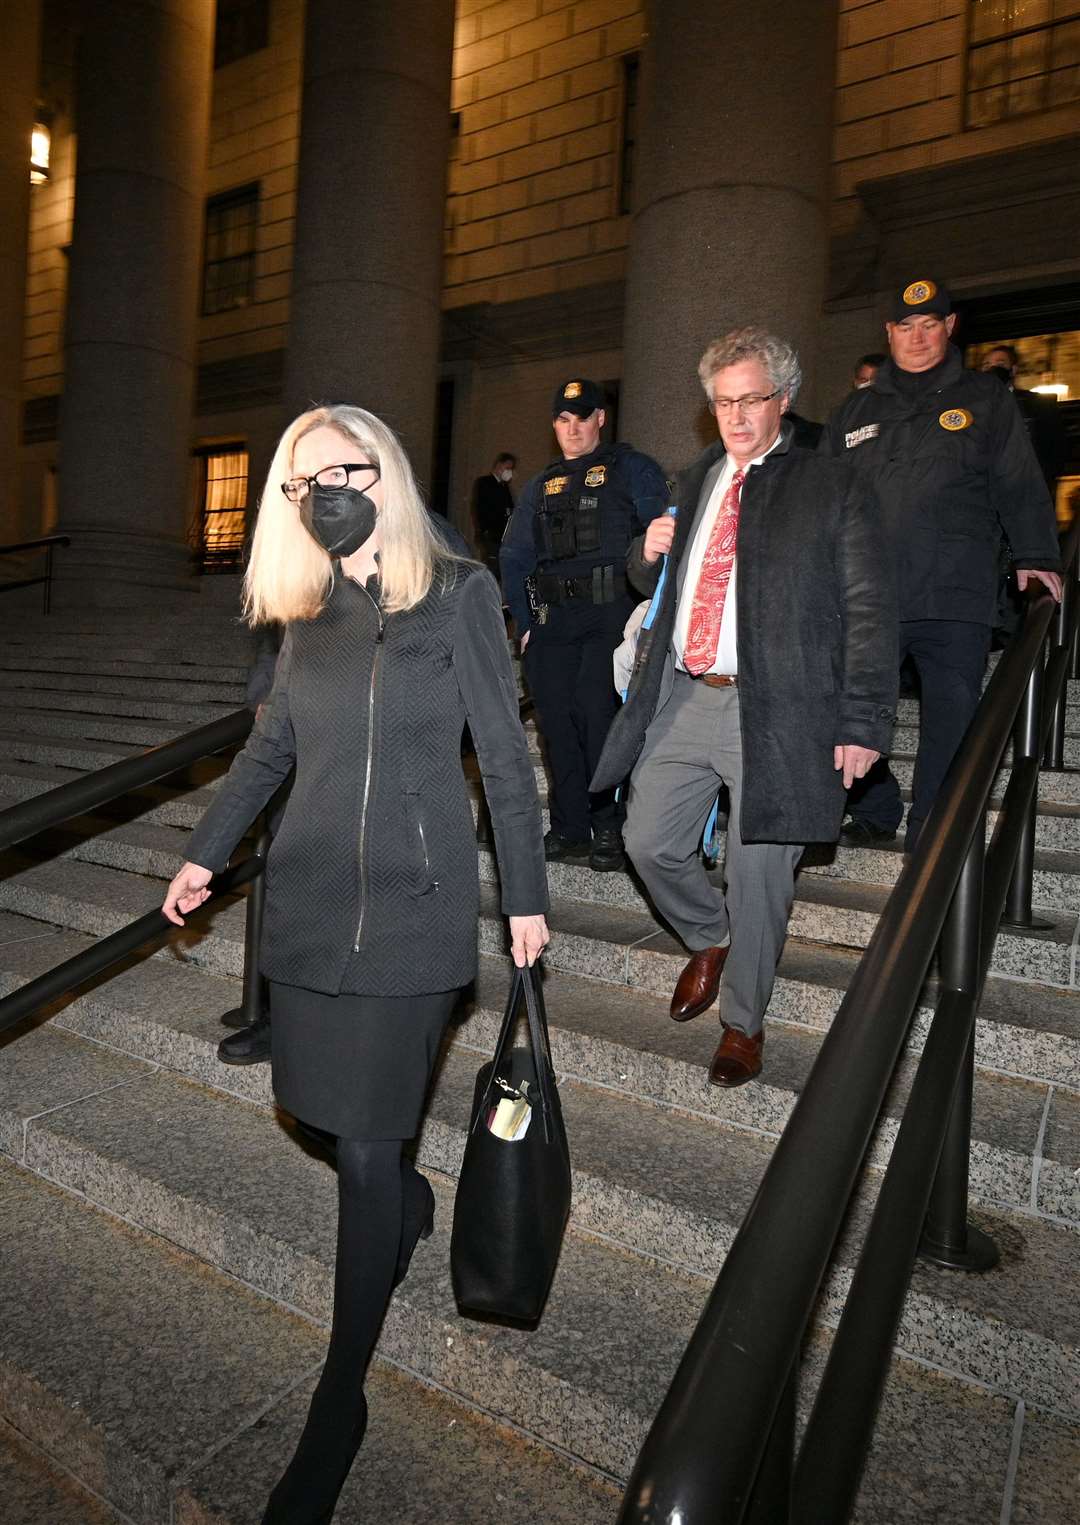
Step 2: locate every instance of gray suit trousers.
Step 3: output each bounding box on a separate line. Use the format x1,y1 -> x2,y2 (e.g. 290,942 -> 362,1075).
624,675 -> 803,1036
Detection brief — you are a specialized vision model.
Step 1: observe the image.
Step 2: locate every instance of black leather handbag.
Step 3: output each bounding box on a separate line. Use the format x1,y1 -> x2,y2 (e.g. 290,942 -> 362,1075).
450,963 -> 571,1325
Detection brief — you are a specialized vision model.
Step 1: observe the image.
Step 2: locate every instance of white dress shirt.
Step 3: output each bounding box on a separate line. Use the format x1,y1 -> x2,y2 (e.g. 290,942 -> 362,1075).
673,434 -> 782,676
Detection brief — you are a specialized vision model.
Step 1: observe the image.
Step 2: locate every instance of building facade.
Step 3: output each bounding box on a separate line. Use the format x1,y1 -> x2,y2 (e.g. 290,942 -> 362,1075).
5,0 -> 1080,598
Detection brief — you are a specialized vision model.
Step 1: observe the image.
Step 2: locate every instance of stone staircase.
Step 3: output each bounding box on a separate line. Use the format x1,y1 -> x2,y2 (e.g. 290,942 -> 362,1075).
0,611 -> 1077,1524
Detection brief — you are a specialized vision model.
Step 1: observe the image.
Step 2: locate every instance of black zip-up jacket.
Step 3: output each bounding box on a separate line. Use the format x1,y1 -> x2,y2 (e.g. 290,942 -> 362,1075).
820,349 -> 1059,624
185,558 -> 548,997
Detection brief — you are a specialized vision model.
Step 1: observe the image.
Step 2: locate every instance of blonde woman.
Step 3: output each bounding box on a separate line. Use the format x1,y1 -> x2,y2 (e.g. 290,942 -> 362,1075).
163,405 -> 549,1524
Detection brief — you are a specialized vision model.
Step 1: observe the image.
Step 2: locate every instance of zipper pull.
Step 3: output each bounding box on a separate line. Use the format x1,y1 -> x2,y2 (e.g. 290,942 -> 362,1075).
376,614 -> 385,643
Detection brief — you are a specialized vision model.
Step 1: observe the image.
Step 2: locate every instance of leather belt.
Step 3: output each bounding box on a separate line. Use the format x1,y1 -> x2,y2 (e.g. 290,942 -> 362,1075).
696,673 -> 738,688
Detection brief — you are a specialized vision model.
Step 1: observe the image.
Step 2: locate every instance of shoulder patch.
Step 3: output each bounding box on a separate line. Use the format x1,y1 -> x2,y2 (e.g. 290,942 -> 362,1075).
903,279 -> 937,305
544,475 -> 569,495
939,408 -> 973,432
844,422 -> 880,449
584,464 -> 607,487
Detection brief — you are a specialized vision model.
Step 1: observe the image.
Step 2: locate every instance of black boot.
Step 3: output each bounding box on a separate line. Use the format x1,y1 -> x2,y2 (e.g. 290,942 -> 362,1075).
217,1012 -> 271,1065
394,1164 -> 435,1289
261,1392 -> 368,1525
590,825 -> 626,872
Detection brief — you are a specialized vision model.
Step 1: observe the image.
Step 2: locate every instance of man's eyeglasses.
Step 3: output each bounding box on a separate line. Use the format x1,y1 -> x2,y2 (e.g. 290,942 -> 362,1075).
712,390 -> 781,415
281,463 -> 380,503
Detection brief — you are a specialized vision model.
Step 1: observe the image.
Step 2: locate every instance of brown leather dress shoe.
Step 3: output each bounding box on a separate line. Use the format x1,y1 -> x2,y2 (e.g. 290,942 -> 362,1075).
708,1023 -> 764,1088
670,945 -> 729,1022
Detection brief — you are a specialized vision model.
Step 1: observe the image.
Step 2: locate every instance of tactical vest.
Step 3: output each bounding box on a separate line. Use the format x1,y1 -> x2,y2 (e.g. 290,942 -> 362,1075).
533,445 -> 635,570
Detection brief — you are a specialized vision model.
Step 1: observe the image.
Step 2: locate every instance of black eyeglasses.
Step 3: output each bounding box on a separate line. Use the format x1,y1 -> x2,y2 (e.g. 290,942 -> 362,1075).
281,462 -> 380,502
712,390 -> 781,415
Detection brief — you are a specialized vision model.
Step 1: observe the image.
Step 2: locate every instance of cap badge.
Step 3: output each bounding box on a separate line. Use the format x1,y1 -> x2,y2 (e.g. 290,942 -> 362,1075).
584,465 -> 606,487
939,408 -> 972,431
544,475 -> 569,495
903,279 -> 937,306
564,382 -> 582,399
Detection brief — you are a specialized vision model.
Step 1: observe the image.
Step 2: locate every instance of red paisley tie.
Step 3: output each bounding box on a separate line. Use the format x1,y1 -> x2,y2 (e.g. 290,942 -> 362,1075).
682,468 -> 744,676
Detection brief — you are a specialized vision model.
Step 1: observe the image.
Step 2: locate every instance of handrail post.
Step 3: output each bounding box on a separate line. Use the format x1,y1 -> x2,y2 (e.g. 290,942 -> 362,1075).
44,542 -> 54,614
1043,572 -> 1074,771
220,816 -> 270,1028
1001,642 -> 1052,929
918,826 -> 999,1272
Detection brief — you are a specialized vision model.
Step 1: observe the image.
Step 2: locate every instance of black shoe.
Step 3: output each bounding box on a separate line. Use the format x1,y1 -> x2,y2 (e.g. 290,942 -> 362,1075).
543,829 -> 591,862
839,818 -> 897,848
394,1170 -> 435,1289
217,1013 -> 271,1065
590,825 -> 625,872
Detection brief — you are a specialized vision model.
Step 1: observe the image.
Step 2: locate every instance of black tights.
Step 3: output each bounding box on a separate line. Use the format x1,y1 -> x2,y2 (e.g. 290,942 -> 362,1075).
262,1138 -> 432,1525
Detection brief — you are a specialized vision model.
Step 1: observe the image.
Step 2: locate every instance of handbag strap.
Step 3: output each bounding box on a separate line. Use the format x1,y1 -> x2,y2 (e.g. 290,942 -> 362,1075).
472,963 -> 559,1144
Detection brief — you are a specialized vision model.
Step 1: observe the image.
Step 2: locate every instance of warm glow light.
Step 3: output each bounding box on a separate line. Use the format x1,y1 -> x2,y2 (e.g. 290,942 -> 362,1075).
30,123 -> 50,182
30,123 -> 50,183
1032,383 -> 1069,400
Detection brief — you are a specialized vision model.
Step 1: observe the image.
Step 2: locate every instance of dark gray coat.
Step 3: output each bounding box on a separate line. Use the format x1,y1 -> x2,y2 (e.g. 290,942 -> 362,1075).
591,426 -> 898,843
186,558 -> 547,997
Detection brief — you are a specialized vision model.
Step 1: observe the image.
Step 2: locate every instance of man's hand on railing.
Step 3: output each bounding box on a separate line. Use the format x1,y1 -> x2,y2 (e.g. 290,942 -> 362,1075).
834,744 -> 881,789
163,862 -> 214,925
1016,568 -> 1063,601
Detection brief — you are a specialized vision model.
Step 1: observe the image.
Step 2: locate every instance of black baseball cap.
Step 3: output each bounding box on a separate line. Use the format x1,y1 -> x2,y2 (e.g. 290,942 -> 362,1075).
889,278 -> 952,322
552,378 -> 606,419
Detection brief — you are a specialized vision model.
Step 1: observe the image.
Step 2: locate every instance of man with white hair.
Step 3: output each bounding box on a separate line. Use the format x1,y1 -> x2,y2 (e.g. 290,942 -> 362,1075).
592,328 -> 897,1087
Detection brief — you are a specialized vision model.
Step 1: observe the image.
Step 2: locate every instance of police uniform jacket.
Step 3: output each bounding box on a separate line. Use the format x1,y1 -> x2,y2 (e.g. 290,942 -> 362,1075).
185,554 -> 547,998
820,349 -> 1059,625
500,441 -> 668,635
591,425 -> 898,844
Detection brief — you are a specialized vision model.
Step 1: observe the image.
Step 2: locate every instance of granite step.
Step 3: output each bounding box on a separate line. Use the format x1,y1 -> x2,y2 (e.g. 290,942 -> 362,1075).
0,686 -> 241,726
0,759 -> 227,824
0,669 -> 245,704
2,1011 -> 1078,1474
0,1158 -> 617,1525
1,894 -> 1074,1232
0,706 -> 197,750
5,803 -> 1076,991
0,1417 -> 119,1525
1,807 -> 1078,1094
0,652 -> 250,684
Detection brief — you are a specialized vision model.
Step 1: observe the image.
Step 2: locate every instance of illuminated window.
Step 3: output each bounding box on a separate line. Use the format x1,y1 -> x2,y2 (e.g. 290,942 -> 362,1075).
203,185 -> 259,315
195,445 -> 249,572
966,1 -> 1080,126
214,0 -> 270,69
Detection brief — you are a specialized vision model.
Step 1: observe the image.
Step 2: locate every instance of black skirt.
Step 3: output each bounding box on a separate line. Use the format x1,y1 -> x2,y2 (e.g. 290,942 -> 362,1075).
268,981 -> 459,1140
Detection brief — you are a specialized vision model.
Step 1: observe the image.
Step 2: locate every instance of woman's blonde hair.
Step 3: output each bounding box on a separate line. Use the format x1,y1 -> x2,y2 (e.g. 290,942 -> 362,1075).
244,404 -> 459,623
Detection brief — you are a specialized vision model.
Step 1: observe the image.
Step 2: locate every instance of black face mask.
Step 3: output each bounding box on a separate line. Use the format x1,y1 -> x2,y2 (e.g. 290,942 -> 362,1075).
300,483 -> 378,558
987,365 -> 1013,386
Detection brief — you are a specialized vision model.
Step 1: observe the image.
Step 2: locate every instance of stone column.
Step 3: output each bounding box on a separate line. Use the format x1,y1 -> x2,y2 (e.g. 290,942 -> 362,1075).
0,0 -> 41,544
283,0 -> 454,480
620,0 -> 839,472
55,0 -> 214,606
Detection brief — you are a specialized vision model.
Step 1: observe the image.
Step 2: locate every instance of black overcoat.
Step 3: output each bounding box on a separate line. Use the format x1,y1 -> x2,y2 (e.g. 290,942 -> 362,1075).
186,557 -> 548,997
590,426 -> 898,844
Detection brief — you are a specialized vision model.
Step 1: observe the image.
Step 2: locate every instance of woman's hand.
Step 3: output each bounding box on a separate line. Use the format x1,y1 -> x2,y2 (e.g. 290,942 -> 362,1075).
509,914 -> 550,967
162,862 -> 214,926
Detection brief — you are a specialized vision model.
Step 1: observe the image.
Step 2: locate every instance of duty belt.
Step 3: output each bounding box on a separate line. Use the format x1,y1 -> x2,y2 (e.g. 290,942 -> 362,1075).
535,564 -> 629,606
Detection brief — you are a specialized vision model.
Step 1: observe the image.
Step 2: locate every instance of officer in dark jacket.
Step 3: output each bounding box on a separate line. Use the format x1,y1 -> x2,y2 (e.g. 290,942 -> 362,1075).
820,278 -> 1062,851
500,378 -> 667,871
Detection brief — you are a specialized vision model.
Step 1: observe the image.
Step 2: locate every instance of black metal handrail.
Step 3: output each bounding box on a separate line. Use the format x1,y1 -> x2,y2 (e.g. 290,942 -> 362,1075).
0,706 -> 256,1039
0,709 -> 252,854
0,534 -> 71,614
618,521 -> 1080,1524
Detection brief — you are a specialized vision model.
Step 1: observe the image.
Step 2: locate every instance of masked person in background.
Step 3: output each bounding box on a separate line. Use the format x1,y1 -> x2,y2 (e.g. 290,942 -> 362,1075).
163,404 -> 549,1525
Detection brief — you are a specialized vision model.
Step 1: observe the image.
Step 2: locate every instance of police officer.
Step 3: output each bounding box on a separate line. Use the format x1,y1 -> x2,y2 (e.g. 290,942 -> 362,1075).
820,278 -> 1062,852
501,378 -> 667,871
